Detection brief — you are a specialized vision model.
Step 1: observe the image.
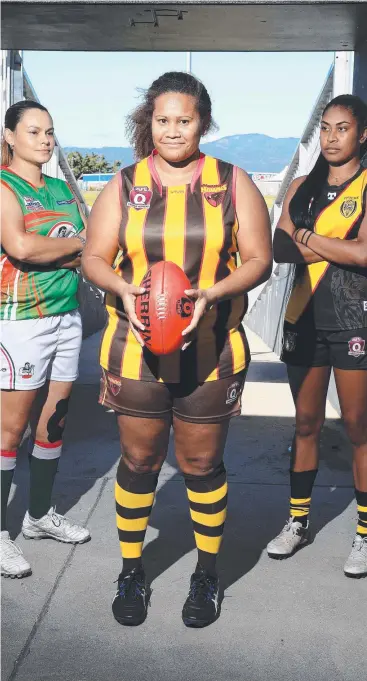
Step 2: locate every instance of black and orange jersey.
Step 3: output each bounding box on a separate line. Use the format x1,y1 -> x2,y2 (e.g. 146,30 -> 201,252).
285,167 -> 367,331
100,152 -> 249,383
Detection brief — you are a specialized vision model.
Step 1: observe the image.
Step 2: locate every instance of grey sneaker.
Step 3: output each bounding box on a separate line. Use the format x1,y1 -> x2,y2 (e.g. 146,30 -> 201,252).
344,535 -> 367,578
22,507 -> 91,544
1,531 -> 32,578
267,518 -> 310,559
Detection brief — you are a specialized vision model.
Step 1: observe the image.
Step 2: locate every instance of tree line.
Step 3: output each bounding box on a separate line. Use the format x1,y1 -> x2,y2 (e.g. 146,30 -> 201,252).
67,152 -> 121,180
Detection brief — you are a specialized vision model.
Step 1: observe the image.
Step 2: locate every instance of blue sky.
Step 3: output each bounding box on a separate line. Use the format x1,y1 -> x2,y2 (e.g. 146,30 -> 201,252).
24,51 -> 333,147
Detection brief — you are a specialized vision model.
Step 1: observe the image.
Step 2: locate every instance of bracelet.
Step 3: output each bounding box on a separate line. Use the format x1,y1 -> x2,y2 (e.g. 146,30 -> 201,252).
293,228 -> 303,243
304,231 -> 313,248
75,235 -> 86,247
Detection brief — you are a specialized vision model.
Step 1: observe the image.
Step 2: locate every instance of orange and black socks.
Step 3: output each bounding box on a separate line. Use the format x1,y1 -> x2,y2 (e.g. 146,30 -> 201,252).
355,489 -> 367,537
115,457 -> 159,572
290,469 -> 318,527
184,462 -> 228,576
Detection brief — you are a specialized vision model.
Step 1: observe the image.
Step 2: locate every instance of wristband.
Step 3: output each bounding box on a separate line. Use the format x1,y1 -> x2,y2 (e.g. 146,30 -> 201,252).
75,235 -> 86,247
293,228 -> 304,243
304,231 -> 313,248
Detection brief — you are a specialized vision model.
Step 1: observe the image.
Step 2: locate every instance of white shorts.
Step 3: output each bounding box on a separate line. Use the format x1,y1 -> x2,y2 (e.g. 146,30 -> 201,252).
0,310 -> 82,391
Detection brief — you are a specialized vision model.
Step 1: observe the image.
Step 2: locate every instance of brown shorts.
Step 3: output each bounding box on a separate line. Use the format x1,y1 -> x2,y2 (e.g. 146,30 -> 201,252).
99,368 -> 247,424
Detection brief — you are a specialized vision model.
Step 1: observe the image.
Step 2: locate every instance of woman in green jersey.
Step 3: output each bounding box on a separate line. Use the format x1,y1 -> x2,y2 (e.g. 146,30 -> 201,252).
1,100 -> 90,579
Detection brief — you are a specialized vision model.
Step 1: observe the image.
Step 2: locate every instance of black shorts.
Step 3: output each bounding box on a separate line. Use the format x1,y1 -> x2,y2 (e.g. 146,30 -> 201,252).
281,322 -> 367,370
99,368 -> 247,424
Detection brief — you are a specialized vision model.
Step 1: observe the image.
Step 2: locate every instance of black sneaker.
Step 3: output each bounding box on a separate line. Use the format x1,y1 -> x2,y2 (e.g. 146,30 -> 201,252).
182,567 -> 220,628
112,568 -> 150,626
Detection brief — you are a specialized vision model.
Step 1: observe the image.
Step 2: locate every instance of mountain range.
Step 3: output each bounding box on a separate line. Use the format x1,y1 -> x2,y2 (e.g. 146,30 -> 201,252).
65,133 -> 298,173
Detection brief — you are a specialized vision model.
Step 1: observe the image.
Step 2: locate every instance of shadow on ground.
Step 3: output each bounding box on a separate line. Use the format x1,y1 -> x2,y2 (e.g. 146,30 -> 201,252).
7,383 -> 354,594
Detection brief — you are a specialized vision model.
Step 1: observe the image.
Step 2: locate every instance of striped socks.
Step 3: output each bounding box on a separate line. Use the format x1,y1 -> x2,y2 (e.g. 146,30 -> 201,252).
1,450 -> 17,531
289,469 -> 318,527
185,463 -> 228,576
356,489 -> 367,537
115,458 -> 159,572
28,438 -> 62,520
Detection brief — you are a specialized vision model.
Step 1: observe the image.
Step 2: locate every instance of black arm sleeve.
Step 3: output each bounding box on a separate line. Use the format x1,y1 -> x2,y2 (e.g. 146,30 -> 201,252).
273,229 -> 306,264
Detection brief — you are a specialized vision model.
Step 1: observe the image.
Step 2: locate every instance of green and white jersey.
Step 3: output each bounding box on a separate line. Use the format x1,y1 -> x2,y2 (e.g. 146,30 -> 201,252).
0,167 -> 85,320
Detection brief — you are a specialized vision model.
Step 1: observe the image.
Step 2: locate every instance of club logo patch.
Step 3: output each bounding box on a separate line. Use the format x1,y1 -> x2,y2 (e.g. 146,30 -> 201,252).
23,196 -> 45,212
340,198 -> 357,219
226,381 -> 241,405
128,186 -> 152,210
47,222 -> 77,238
107,374 -> 122,396
19,362 -> 35,379
176,297 -> 193,318
201,183 -> 227,207
56,198 -> 76,206
283,331 -> 297,353
348,337 -> 366,357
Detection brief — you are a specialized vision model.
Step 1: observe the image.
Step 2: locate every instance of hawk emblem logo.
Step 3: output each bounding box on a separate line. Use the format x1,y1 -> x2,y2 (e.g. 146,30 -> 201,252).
201,183 -> 227,207
340,198 -> 357,219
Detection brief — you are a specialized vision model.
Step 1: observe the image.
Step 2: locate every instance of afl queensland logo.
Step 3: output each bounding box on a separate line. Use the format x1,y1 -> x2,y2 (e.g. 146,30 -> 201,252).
128,186 -> 152,210
348,336 -> 366,357
226,381 -> 241,405
48,221 -> 77,238
340,197 -> 357,219
284,331 -> 297,353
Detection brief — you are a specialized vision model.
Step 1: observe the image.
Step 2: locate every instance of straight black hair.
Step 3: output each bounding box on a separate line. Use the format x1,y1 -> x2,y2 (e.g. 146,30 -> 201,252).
289,94 -> 367,230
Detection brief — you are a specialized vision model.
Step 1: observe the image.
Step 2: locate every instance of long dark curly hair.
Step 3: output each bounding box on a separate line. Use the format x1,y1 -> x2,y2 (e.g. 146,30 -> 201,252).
126,71 -> 217,160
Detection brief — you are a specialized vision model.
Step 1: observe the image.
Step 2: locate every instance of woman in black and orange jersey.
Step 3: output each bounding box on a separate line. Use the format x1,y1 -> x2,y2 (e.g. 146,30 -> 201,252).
1,101 -> 90,581
268,95 -> 367,578
83,71 -> 272,627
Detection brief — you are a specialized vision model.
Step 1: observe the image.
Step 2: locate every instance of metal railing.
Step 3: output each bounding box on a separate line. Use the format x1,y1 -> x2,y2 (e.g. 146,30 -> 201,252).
23,69 -> 89,218
246,65 -> 335,356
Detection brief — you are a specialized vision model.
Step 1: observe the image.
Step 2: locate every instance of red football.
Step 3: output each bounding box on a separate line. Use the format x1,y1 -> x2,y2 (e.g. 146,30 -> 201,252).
136,261 -> 194,355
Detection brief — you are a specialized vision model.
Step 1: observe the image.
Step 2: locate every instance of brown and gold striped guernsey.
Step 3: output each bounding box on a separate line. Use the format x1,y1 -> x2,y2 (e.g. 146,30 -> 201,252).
100,151 -> 249,383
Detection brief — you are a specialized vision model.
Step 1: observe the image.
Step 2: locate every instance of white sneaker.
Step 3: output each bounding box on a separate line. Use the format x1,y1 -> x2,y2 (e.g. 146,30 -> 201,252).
22,507 -> 91,544
1,530 -> 32,578
267,517 -> 310,559
344,535 -> 367,578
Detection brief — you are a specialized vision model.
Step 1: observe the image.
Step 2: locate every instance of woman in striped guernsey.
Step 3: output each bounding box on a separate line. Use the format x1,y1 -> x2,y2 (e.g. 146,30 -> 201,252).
268,95 -> 367,578
1,101 -> 90,581
83,71 -> 272,627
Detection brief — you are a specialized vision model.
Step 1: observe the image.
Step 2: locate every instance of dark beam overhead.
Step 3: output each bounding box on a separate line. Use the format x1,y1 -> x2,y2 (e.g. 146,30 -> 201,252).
2,1 -> 367,52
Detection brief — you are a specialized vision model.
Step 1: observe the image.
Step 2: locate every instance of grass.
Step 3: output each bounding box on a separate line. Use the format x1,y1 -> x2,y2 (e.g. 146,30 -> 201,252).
82,190 -> 101,207
264,195 -> 276,210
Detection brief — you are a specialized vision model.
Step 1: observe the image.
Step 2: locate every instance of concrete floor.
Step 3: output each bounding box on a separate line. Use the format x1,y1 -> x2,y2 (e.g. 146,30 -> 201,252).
2,329 -> 366,681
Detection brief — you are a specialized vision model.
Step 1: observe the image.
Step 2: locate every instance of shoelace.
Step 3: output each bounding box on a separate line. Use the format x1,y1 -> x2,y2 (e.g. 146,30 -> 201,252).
353,537 -> 367,552
117,572 -> 145,601
189,574 -> 217,602
1,537 -> 23,556
49,507 -> 72,528
280,518 -> 303,537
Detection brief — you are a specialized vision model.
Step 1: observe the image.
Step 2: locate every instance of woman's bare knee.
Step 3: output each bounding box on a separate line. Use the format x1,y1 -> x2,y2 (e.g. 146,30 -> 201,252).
118,415 -> 170,474
295,411 -> 324,439
343,412 -> 367,448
